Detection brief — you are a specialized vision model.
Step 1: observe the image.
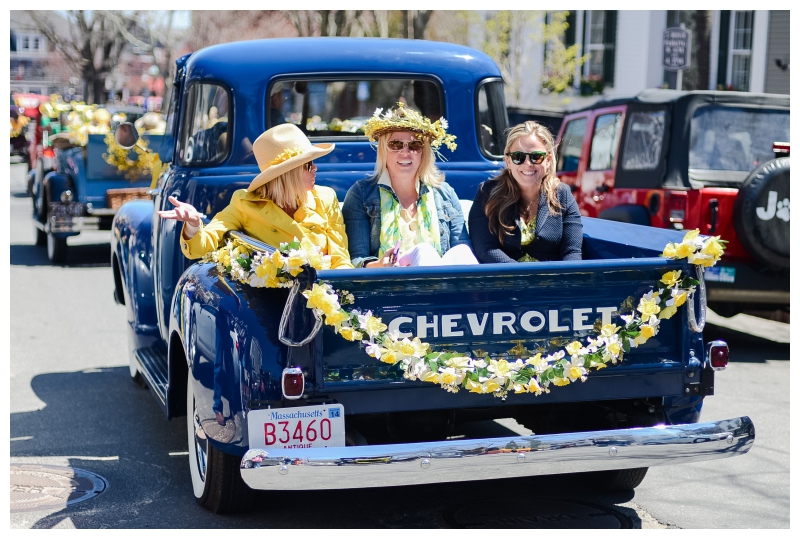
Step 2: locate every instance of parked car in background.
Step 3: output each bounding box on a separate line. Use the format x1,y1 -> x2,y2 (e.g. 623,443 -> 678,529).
30,105 -> 162,263
555,89 -> 789,317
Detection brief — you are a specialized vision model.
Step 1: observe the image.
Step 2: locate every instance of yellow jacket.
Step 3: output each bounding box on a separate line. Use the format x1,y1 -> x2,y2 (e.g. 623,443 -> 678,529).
180,186 -> 353,269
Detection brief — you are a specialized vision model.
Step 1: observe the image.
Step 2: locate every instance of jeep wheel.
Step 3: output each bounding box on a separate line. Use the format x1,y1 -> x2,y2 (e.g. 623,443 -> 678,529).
34,223 -> 46,247
187,371 -> 253,514
733,157 -> 790,270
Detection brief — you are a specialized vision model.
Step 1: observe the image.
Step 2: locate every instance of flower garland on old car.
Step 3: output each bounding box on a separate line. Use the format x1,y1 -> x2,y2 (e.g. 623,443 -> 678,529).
202,230 -> 725,399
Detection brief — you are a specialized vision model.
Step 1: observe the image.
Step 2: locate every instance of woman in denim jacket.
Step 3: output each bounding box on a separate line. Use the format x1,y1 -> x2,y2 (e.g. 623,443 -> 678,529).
342,104 -> 476,268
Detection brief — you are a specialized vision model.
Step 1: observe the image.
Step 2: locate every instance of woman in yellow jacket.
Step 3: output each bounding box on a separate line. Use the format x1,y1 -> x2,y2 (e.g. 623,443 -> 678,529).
158,123 -> 353,269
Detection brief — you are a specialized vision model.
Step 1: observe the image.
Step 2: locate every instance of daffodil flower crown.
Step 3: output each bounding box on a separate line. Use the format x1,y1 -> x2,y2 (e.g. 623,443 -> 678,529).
203,229 -> 725,400
268,148 -> 304,167
363,102 -> 457,157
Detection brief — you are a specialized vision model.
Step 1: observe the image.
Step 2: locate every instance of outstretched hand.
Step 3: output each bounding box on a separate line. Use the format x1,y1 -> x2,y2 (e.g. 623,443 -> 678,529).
157,196 -> 204,228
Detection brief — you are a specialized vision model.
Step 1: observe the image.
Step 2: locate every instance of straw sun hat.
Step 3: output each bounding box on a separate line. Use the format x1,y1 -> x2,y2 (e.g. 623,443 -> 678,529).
248,123 -> 334,192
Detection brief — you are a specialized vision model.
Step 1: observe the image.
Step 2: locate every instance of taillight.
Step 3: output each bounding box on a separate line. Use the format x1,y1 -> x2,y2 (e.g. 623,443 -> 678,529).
666,191 -> 687,230
706,340 -> 729,371
281,367 -> 304,400
42,148 -> 55,159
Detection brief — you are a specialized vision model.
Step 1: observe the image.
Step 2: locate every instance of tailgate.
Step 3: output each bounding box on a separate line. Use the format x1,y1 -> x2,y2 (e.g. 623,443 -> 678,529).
313,258 -> 699,410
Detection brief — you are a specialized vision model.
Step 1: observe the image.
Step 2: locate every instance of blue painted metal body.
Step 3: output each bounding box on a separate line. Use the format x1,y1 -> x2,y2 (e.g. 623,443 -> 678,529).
112,38 -> 709,461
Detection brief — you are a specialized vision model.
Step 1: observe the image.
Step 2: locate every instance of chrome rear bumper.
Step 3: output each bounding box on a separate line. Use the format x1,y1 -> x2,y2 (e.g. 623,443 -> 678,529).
240,416 -> 754,490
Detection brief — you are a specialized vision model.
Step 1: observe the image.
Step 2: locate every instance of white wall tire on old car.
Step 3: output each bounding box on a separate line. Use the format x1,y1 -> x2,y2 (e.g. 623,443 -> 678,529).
186,371 -> 253,514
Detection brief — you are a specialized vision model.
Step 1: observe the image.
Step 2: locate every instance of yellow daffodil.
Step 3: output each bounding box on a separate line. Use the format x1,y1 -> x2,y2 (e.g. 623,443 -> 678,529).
673,290 -> 687,307
254,260 -> 277,280
364,315 -> 388,339
607,341 -> 622,356
701,236 -> 724,259
662,243 -> 677,258
447,356 -> 472,370
324,309 -> 348,326
484,379 -> 502,394
399,339 -> 416,356
659,304 -> 678,319
526,378 -> 542,393
641,325 -> 655,339
380,349 -> 398,365
439,368 -> 460,386
567,364 -> 587,382
339,327 -> 363,341
421,371 -> 440,383
674,242 -> 695,259
465,378 -> 484,394
565,341 -> 583,356
525,353 -> 543,366
488,359 -> 512,377
660,270 -> 681,287
271,249 -> 285,267
683,229 -> 700,242
512,381 -> 528,393
553,377 -> 570,386
303,283 -> 329,311
637,296 -> 661,318
600,324 -> 620,338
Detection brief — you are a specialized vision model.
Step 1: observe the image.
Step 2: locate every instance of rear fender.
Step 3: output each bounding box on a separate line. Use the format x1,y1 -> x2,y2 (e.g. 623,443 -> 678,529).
169,263 -> 297,454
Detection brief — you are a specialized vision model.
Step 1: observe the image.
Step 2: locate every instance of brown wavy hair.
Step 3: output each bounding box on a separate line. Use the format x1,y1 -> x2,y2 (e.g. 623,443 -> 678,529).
484,121 -> 562,243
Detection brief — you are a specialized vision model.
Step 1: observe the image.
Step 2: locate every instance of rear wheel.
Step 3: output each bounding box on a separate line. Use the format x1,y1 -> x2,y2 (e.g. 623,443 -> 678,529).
580,467 -> 649,491
186,371 -> 253,514
46,227 -> 68,264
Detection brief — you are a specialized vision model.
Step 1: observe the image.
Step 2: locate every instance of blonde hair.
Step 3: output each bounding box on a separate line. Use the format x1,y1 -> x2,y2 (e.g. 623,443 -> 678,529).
253,164 -> 307,209
484,121 -> 562,243
373,131 -> 444,188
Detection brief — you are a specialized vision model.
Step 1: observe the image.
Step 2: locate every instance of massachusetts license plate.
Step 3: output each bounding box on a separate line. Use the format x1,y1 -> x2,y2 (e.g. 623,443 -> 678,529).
247,404 -> 345,450
49,202 -> 84,218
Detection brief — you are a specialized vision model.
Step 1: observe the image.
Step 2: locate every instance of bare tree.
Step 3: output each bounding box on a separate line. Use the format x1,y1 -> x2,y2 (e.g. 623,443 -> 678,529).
27,10 -> 135,104
105,11 -> 189,101
188,11 -> 294,49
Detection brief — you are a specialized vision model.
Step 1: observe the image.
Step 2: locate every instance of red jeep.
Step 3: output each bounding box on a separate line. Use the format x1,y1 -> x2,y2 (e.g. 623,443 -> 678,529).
555,89 -> 789,317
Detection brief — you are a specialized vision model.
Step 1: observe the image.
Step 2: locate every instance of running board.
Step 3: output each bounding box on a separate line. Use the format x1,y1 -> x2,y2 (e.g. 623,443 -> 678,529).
134,345 -> 169,405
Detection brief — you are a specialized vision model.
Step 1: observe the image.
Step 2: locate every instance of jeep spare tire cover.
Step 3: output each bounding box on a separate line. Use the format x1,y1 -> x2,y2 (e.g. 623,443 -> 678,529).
733,157 -> 790,270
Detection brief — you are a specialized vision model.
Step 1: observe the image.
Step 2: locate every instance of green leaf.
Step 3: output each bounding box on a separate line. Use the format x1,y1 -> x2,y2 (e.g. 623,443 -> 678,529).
622,338 -> 631,353
287,240 -> 301,251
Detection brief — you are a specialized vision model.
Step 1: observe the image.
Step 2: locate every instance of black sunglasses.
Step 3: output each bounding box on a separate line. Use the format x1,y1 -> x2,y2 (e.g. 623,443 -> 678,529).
303,161 -> 314,171
387,139 -> 425,153
506,150 -> 547,165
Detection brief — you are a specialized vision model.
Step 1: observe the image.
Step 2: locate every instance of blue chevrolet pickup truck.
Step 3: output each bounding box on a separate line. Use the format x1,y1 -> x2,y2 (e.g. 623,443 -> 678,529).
111,38 -> 753,514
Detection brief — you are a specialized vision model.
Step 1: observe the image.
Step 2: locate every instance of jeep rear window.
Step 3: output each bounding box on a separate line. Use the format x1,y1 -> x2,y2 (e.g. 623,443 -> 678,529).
179,83 -> 230,166
689,106 -> 789,171
268,78 -> 443,138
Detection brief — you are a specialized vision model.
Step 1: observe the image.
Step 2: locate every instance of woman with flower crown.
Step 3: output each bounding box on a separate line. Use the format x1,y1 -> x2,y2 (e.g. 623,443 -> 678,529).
158,123 -> 353,269
342,103 -> 477,268
468,121 -> 582,263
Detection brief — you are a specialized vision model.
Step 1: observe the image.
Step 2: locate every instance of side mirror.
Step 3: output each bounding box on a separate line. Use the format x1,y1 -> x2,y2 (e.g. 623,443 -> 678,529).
114,122 -> 139,149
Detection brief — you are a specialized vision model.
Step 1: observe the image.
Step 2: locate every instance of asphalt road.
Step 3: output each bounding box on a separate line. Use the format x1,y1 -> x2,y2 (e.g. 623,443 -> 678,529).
7,161 -> 790,529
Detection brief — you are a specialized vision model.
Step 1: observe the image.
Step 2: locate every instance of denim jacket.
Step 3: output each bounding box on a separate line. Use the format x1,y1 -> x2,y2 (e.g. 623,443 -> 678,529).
342,175 -> 471,268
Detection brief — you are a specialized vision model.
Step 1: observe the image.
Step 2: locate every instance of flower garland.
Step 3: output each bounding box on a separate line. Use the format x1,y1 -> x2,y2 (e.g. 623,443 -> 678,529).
363,102 -> 457,156
103,133 -> 165,185
203,229 -> 725,399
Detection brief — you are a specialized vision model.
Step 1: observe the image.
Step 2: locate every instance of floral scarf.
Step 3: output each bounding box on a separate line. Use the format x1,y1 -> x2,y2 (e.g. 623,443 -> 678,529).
378,180 -> 441,258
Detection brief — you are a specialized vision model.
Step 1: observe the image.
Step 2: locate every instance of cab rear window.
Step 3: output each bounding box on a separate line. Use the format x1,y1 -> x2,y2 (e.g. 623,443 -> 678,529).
268,78 -> 443,138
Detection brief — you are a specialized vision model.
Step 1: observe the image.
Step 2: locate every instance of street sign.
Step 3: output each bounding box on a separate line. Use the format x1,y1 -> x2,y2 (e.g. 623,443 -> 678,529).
663,27 -> 692,71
